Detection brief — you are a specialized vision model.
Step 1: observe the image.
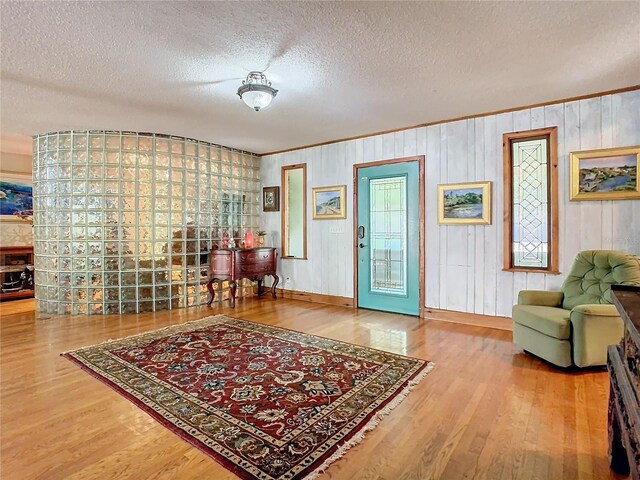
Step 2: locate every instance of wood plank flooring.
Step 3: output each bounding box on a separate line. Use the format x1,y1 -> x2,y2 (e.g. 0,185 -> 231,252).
0,298 -> 623,479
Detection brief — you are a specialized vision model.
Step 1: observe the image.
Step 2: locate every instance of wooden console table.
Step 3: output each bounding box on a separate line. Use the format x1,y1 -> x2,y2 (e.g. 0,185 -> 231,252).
608,284 -> 640,479
207,247 -> 279,308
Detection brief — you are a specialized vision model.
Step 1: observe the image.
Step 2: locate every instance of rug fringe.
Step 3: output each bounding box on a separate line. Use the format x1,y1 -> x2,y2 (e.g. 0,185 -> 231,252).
61,314 -> 227,354
304,361 -> 435,480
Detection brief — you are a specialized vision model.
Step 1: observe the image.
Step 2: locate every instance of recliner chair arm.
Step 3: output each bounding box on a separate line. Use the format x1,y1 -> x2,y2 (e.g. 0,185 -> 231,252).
517,290 -> 564,307
570,304 -> 620,317
569,304 -> 623,367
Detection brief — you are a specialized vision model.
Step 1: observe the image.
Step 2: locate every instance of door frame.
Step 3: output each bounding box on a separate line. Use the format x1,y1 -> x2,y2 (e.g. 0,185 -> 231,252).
352,155 -> 425,314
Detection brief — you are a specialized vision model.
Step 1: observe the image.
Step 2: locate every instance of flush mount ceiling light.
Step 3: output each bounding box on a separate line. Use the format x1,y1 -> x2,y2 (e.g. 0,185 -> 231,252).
237,71 -> 278,111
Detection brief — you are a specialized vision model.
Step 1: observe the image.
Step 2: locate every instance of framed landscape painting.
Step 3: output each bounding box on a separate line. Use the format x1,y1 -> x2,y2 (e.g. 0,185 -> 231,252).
312,185 -> 346,219
570,146 -> 640,201
262,186 -> 280,212
0,172 -> 33,223
438,181 -> 491,225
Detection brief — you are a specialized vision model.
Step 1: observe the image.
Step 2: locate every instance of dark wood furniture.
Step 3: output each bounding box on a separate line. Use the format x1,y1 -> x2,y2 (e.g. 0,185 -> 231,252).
0,246 -> 34,301
608,285 -> 640,479
207,247 -> 278,308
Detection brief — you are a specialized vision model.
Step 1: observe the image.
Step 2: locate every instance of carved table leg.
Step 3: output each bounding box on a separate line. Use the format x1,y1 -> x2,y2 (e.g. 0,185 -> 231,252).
206,278 -> 216,306
271,274 -> 279,299
229,281 -> 237,308
257,278 -> 263,297
608,382 -> 631,475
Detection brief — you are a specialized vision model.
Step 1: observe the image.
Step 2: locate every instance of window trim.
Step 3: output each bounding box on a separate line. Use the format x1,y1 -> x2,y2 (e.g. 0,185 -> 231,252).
502,127 -> 560,274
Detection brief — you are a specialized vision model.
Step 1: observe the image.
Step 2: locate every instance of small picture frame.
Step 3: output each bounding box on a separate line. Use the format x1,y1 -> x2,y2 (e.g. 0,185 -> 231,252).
0,172 -> 33,223
438,181 -> 491,225
312,185 -> 347,220
570,146 -> 640,201
262,186 -> 280,212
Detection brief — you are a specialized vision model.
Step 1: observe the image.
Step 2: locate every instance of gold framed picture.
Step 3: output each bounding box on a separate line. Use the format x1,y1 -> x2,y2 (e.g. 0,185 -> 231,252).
570,146 -> 640,201
437,181 -> 491,225
312,185 -> 346,219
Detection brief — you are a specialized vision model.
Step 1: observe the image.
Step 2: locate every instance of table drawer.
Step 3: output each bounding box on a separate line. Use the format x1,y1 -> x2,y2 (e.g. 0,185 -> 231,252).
237,261 -> 274,275
237,249 -> 274,263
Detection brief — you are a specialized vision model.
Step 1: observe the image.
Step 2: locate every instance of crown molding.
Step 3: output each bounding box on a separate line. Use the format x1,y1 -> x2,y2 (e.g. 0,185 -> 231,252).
260,84 -> 640,157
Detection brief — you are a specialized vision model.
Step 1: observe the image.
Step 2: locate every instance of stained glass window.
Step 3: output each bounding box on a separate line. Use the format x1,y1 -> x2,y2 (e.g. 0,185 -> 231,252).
504,128 -> 558,272
512,138 -> 549,268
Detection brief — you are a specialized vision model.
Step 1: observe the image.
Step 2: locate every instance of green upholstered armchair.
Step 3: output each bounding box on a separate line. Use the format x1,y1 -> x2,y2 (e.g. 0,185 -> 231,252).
512,250 -> 640,368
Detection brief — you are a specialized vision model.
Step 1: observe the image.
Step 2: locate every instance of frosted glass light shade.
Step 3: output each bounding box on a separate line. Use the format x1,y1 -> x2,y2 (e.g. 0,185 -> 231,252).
241,89 -> 274,111
237,72 -> 278,111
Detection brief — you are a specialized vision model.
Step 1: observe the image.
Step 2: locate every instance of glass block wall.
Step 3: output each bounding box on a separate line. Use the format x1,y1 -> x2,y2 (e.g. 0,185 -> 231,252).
32,131 -> 261,315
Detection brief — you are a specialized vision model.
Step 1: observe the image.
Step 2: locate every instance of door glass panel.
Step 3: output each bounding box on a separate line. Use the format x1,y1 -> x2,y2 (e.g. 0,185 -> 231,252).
369,176 -> 407,295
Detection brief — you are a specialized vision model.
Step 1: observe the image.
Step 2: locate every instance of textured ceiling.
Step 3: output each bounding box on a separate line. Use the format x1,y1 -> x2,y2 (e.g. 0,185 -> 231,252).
1,1 -> 639,154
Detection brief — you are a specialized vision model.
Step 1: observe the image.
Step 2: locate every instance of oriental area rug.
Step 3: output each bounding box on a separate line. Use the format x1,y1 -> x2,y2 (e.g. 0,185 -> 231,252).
63,315 -> 434,480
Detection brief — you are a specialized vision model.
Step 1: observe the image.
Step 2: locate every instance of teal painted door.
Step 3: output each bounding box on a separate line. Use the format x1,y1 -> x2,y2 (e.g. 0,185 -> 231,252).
357,161 -> 420,316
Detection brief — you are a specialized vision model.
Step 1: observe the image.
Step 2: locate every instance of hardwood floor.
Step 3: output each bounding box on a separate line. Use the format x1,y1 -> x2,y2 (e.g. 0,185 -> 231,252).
0,298 -> 622,480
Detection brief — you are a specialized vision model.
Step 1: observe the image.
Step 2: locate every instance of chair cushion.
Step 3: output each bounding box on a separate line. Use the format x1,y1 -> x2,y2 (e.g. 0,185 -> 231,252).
512,305 -> 571,340
562,250 -> 640,310
513,323 -> 572,367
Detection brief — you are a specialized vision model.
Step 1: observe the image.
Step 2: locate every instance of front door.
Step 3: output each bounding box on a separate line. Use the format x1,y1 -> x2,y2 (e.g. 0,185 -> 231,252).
356,161 -> 420,316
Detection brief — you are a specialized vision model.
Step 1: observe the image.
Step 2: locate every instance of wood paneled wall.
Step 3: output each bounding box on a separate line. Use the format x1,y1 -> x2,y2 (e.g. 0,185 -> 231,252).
260,90 -> 640,317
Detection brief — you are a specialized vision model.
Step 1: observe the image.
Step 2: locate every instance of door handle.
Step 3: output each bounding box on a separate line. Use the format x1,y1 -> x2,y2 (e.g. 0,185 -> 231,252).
358,226 -> 365,239
359,243 -> 367,248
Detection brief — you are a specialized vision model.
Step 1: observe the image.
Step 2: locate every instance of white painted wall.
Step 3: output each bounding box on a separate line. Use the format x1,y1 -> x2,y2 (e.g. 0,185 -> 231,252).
0,151 -> 32,173
260,90 -> 640,317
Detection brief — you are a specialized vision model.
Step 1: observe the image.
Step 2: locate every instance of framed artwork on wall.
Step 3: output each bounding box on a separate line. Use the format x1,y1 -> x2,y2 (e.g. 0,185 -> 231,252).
570,146 -> 640,201
0,172 -> 33,223
312,185 -> 346,219
262,186 -> 280,212
437,181 -> 491,225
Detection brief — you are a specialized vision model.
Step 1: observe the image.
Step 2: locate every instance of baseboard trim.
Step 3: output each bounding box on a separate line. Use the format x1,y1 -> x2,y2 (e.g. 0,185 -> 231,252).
276,289 -> 354,308
271,288 -> 511,330
422,307 -> 513,331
